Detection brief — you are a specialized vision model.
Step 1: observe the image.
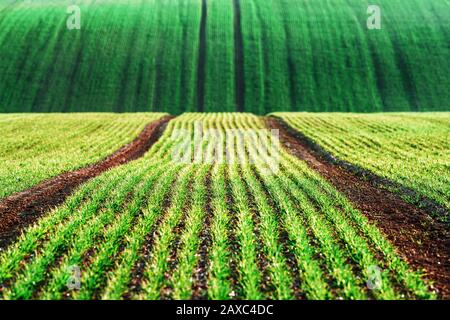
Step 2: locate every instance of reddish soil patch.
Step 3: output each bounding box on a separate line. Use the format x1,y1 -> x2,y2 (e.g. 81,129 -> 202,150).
266,116 -> 450,299
0,115 -> 174,247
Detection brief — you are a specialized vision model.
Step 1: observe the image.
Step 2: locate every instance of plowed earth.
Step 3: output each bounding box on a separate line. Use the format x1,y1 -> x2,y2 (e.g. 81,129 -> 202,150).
0,116 -> 174,247
266,116 -> 449,298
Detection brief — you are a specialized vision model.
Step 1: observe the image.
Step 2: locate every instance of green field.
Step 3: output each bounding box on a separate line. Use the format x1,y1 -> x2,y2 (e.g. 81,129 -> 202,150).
0,113 -> 165,198
275,112 -> 450,213
0,113 -> 437,300
0,0 -> 448,113
0,0 -> 448,302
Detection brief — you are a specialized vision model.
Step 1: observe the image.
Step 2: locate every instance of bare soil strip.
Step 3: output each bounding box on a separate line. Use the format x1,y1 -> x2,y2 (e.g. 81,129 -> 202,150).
0,115 -> 174,247
233,0 -> 245,112
266,116 -> 450,298
275,122 -> 448,221
249,166 -> 301,298
196,0 -> 207,112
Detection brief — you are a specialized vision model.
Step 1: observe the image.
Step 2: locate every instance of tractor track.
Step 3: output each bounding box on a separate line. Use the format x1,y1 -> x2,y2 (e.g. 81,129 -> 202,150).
233,0 -> 245,112
196,0 -> 207,112
0,115 -> 174,248
266,116 -> 450,298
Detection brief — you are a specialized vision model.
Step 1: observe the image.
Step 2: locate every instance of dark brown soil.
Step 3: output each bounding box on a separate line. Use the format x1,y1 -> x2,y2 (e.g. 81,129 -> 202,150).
196,0 -> 207,112
266,116 -> 450,299
0,115 -> 174,248
192,171 -> 213,300
233,0 -> 245,112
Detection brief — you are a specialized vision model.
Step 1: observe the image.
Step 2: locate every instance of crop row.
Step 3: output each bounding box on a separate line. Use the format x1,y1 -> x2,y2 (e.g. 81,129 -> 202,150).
0,113 -> 435,299
275,112 -> 450,214
0,113 -> 166,199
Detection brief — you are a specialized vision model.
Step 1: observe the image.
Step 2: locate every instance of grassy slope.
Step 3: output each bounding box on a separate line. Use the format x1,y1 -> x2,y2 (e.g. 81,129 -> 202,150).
0,113 -> 434,300
0,0 -> 448,113
0,113 -> 165,198
204,0 -> 235,112
240,0 -> 449,113
276,112 -> 450,212
0,0 -> 200,114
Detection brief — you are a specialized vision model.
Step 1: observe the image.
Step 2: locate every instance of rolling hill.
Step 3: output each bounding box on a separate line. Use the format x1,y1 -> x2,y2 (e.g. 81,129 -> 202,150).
0,0 -> 449,113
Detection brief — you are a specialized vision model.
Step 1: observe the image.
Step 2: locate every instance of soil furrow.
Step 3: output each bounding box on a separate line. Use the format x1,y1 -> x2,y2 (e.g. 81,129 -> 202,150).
239,166 -> 271,297
196,0 -> 207,112
266,116 -> 450,298
248,165 -> 302,299
233,0 -> 245,112
126,166 -> 187,298
0,115 -> 174,247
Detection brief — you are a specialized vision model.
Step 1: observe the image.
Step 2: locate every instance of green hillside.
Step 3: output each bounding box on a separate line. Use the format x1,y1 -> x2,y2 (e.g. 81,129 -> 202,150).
0,0 -> 448,113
